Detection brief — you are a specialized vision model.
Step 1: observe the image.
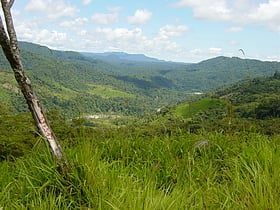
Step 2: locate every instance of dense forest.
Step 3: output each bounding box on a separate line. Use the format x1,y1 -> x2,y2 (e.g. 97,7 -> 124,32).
1,42 -> 280,209
1,42 -> 279,117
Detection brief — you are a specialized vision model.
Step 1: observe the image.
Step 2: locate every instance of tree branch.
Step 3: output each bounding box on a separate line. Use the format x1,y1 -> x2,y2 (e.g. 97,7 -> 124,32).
1,0 -> 18,49
8,0 -> 15,8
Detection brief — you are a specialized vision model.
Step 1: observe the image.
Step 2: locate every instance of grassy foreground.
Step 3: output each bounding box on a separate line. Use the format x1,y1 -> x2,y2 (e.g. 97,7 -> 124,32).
1,131 -> 280,209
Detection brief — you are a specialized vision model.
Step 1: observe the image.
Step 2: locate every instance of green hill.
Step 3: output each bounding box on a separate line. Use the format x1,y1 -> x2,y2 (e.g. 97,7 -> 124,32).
167,72 -> 280,135
1,41 -> 280,117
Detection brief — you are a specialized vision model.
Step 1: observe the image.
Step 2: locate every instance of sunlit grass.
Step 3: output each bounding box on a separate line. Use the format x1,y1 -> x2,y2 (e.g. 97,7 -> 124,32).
175,98 -> 223,118
87,84 -> 135,98
1,132 -> 280,209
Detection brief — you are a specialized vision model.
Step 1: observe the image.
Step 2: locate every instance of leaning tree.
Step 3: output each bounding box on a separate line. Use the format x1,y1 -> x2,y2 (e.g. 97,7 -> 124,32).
0,0 -> 67,169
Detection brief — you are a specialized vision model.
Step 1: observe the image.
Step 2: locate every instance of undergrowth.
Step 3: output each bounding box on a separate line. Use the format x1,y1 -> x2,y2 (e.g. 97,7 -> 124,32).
1,131 -> 280,209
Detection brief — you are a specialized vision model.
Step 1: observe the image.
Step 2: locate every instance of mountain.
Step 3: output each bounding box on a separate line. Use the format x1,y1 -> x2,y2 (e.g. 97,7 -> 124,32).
1,41 -> 280,117
162,56 -> 280,91
81,52 -> 165,62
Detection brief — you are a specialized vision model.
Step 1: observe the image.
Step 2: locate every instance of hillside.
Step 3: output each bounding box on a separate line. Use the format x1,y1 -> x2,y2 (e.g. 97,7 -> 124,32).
1,41 -> 280,117
1,65 -> 280,209
168,72 -> 280,135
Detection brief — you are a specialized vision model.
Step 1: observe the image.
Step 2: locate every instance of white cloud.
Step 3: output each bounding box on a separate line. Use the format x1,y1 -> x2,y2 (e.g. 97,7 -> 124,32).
17,26 -> 68,47
248,0 -> 280,22
208,47 -> 222,54
227,26 -> 243,32
246,0 -> 280,31
127,9 -> 152,25
92,13 -> 119,25
60,18 -> 88,29
174,0 -> 231,21
190,48 -> 203,55
159,25 -> 189,38
173,0 -> 280,32
82,0 -> 92,5
266,55 -> 280,61
95,27 -> 144,42
25,0 -> 78,19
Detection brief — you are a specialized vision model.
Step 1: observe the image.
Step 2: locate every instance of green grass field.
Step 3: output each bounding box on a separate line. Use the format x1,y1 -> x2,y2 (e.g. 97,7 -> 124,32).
175,98 -> 223,118
87,84 -> 135,98
1,129 -> 280,209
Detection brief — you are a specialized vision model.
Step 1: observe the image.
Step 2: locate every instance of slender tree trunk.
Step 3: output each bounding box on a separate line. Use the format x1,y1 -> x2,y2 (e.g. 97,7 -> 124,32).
0,0 -> 67,168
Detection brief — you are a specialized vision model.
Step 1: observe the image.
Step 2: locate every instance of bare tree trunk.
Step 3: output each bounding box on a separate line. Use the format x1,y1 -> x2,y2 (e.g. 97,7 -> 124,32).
0,0 -> 67,168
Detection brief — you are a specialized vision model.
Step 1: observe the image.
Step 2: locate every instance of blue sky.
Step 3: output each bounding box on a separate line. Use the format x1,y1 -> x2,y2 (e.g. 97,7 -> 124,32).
7,0 -> 280,62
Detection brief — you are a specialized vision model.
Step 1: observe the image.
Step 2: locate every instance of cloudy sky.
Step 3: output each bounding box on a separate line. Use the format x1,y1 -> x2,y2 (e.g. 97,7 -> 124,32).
6,0 -> 280,62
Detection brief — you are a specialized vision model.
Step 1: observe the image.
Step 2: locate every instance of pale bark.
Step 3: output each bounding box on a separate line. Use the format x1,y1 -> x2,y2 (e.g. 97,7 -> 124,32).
0,0 -> 66,166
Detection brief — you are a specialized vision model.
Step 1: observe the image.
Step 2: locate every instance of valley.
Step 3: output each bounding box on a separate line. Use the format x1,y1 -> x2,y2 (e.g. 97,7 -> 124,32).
1,41 -> 280,209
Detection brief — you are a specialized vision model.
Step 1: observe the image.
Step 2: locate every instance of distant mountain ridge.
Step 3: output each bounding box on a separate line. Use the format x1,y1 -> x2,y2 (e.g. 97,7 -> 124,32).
81,51 -> 165,62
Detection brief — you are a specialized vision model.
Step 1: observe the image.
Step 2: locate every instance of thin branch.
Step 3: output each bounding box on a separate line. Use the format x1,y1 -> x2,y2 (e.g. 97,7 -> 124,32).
0,15 -> 15,68
8,0 -> 15,8
1,0 -> 18,48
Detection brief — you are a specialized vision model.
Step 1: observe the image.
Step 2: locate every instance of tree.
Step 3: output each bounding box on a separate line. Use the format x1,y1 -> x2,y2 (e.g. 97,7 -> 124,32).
0,0 -> 67,169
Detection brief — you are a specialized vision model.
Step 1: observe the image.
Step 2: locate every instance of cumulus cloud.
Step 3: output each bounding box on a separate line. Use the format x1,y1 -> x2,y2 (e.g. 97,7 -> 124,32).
92,13 -> 119,25
17,26 -> 68,47
25,0 -> 78,19
246,0 -> 280,31
159,25 -> 189,38
248,0 -> 280,22
127,9 -> 152,25
173,0 -> 280,31
173,0 -> 231,21
95,27 -> 144,42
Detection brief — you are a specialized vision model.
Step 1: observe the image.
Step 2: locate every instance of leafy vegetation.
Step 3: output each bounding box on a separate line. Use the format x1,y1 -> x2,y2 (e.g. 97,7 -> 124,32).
1,116 -> 280,209
1,41 -> 280,209
143,72 -> 280,136
1,42 -> 280,117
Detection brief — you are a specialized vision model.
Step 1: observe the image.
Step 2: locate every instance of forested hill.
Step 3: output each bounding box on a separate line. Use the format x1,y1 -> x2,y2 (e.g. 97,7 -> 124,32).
160,72 -> 280,135
0,41 -> 280,116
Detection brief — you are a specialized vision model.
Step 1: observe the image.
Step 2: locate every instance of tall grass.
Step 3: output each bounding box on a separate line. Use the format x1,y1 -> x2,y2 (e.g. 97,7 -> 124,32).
1,131 -> 280,209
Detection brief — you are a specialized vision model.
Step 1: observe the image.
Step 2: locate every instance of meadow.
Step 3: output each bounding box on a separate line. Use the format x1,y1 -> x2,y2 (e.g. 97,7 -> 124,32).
1,125 -> 280,209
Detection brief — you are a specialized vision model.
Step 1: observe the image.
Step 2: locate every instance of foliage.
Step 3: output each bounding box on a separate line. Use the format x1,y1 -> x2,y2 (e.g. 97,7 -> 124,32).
0,110 -> 36,161
175,98 -> 223,118
1,125 -> 280,209
1,41 -> 280,209
1,42 -> 280,117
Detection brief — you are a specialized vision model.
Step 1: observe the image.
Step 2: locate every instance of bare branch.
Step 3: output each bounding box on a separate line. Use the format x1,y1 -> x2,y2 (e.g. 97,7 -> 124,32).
8,0 -> 15,8
1,0 -> 18,48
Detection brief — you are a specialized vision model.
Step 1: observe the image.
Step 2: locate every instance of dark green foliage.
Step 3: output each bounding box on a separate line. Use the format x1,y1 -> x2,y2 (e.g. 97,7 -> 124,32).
255,97 -> 280,119
0,110 -> 36,160
273,71 -> 280,79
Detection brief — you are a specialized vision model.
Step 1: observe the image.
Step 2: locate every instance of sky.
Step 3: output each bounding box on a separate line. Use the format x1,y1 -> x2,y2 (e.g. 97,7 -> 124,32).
3,0 -> 280,63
